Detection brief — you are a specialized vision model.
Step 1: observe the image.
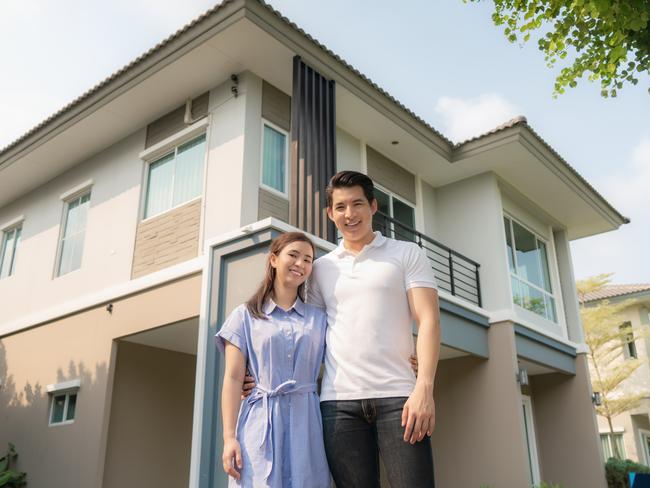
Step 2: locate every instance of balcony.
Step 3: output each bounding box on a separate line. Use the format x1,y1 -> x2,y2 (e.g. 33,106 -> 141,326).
372,211 -> 482,307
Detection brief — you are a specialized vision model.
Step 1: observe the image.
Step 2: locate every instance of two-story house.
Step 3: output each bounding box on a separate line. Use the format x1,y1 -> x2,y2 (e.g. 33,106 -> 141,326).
0,1 -> 628,487
581,284 -> 650,465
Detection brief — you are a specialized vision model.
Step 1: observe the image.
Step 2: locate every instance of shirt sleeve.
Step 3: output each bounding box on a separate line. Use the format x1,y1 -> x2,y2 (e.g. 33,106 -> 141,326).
404,243 -> 438,291
306,263 -> 326,308
215,305 -> 248,360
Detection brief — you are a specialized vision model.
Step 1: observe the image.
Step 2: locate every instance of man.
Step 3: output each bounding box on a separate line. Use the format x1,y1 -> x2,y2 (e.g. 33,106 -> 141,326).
309,170 -> 440,487
244,170 -> 440,487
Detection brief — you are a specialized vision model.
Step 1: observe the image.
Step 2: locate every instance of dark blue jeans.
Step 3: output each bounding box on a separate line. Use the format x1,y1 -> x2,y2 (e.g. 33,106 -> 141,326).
321,397 -> 435,488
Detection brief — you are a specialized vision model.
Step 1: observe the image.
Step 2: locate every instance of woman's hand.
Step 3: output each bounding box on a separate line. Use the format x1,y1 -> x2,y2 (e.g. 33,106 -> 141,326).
222,437 -> 243,480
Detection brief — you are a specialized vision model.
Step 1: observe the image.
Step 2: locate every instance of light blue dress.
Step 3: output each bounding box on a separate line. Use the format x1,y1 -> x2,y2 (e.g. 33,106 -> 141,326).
215,298 -> 331,488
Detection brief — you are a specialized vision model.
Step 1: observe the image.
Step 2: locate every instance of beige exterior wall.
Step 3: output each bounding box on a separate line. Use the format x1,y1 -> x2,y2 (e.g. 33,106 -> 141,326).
0,273 -> 201,488
531,354 -> 607,487
102,341 -> 196,488
366,145 -> 416,203
132,198 -> 201,278
432,322 -> 531,488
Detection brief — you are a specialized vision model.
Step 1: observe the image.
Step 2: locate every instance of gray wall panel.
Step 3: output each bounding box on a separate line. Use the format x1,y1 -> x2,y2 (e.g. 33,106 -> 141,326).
366,145 -> 416,203
145,92 -> 209,148
258,188 -> 289,222
262,81 -> 291,132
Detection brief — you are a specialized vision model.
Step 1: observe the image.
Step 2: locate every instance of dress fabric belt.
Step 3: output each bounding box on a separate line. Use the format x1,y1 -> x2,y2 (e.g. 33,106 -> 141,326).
245,379 -> 317,481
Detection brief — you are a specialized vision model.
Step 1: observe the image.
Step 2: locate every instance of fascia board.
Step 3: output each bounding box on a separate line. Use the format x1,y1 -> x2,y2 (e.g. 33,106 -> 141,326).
0,0 -> 247,173
243,1 -> 453,160
453,125 -> 626,232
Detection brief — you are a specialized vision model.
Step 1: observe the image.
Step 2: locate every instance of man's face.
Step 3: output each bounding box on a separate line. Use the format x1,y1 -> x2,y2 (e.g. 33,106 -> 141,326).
327,186 -> 377,244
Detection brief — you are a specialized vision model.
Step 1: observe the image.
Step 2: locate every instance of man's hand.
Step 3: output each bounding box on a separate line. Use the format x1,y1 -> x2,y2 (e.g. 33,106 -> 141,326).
241,373 -> 255,399
401,383 -> 435,444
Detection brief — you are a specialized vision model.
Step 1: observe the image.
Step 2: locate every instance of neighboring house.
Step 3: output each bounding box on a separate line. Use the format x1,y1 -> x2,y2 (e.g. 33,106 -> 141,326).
581,284 -> 650,465
0,1 -> 628,487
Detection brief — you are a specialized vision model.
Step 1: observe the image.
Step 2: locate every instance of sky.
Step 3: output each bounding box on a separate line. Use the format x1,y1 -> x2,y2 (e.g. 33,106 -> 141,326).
1,0 -> 648,284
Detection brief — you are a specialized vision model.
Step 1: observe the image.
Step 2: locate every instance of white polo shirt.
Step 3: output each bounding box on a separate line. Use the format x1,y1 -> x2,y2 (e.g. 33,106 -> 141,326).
308,232 -> 437,401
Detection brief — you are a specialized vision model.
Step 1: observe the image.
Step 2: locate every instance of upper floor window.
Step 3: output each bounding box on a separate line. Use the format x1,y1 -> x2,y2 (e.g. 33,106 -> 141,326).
50,391 -> 77,426
144,134 -> 206,219
0,224 -> 22,279
261,121 -> 288,196
57,192 -> 91,277
620,322 -> 638,359
504,215 -> 557,322
373,187 -> 416,242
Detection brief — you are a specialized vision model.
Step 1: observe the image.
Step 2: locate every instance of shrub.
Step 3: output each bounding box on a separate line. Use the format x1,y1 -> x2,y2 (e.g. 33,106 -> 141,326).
605,457 -> 650,488
0,443 -> 26,487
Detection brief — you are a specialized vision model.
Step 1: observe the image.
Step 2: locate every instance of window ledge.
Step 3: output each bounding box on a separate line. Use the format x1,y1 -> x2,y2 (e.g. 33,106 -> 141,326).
47,379 -> 80,394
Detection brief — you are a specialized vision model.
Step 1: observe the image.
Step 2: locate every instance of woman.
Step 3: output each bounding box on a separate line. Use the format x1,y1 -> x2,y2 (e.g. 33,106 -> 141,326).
215,232 -> 330,487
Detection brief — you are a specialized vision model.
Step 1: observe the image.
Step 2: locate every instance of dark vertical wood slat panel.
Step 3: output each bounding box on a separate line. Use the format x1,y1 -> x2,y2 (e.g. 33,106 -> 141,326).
289,57 -> 300,227
290,56 -> 337,242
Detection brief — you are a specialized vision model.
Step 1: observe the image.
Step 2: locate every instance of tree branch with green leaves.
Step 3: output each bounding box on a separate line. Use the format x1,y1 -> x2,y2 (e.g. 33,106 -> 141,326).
469,0 -> 650,97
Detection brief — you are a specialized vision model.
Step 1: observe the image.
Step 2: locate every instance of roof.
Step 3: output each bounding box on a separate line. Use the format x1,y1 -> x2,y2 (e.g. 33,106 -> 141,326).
0,0 -> 629,227
455,116 -> 630,225
580,284 -> 650,303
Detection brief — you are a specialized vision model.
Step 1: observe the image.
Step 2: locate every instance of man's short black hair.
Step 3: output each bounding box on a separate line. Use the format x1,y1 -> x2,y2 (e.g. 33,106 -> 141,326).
326,171 -> 375,207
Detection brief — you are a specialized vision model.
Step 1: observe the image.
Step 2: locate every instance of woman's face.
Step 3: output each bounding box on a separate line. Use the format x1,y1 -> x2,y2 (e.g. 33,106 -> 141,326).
270,240 -> 314,289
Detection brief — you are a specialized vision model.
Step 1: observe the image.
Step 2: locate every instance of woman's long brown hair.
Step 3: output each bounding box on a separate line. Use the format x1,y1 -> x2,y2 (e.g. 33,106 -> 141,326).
246,232 -> 316,320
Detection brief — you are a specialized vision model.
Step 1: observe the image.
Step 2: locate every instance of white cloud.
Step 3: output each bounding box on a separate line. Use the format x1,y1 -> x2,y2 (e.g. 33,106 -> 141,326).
571,135 -> 650,283
434,94 -> 521,144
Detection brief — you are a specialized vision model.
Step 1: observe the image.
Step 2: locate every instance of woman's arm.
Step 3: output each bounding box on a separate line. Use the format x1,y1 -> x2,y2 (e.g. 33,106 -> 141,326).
221,342 -> 246,480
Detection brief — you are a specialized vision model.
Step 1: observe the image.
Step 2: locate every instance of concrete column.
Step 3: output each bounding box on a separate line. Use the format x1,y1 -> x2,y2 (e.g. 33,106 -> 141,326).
432,322 -> 530,487
553,229 -> 584,344
531,353 -> 607,487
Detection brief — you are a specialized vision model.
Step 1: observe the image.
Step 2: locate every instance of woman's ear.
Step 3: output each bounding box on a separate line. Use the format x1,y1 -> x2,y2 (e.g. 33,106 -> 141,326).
269,252 -> 278,269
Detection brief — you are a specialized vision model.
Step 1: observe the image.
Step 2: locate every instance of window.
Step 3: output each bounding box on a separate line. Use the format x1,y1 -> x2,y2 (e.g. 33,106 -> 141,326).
522,396 -> 541,486
144,134 -> 206,218
600,433 -> 625,461
373,187 -> 416,242
49,392 -> 77,425
620,322 -> 638,359
0,225 -> 21,279
504,216 -> 557,322
640,430 -> 650,465
260,122 -> 288,196
57,192 -> 91,276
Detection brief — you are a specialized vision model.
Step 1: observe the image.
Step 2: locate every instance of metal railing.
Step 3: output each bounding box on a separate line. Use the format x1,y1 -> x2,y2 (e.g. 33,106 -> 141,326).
372,211 -> 482,307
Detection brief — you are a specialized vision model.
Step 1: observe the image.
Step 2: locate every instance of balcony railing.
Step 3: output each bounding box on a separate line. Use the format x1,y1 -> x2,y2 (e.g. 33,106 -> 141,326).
372,211 -> 482,307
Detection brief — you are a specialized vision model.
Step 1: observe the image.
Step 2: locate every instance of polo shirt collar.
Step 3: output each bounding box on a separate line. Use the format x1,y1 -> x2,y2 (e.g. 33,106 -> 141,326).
334,231 -> 386,257
263,297 -> 305,316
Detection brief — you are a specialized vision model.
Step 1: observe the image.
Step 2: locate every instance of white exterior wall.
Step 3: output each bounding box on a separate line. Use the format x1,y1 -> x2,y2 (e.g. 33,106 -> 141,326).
0,131 -> 145,324
336,127 -> 363,173
0,75 -> 256,331
203,72 -> 262,240
434,172 -> 511,312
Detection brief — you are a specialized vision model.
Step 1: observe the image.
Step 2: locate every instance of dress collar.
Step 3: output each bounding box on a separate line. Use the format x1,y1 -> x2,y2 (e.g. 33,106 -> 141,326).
263,297 -> 305,316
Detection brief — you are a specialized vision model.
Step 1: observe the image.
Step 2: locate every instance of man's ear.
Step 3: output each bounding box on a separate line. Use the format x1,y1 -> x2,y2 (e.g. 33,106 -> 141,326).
326,206 -> 334,222
370,198 -> 378,215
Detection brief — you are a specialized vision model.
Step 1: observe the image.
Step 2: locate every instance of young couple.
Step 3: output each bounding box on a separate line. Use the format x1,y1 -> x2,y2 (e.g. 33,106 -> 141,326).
216,171 -> 440,487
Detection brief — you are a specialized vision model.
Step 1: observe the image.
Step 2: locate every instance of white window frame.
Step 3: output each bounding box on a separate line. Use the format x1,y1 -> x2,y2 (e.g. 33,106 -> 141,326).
522,395 -> 541,486
0,216 -> 24,279
600,431 -> 626,460
54,186 -> 92,278
504,213 -> 558,323
47,379 -> 80,427
140,131 -> 208,222
620,322 -> 638,359
374,183 -> 417,238
259,119 -> 290,199
639,429 -> 650,465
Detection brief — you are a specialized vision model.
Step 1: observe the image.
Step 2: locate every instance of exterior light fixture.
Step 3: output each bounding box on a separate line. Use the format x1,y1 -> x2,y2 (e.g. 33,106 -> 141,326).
391,140 -> 399,145
592,392 -> 602,406
517,368 -> 529,386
